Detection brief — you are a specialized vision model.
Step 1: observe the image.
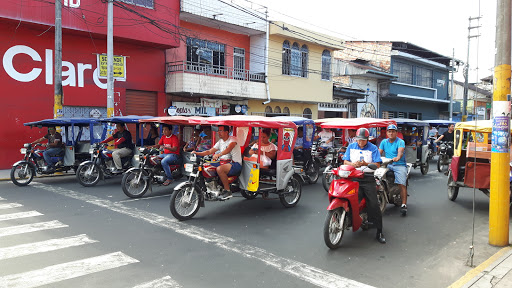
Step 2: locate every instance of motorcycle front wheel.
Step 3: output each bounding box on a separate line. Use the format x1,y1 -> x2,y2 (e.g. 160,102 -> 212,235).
322,166 -> 334,192
10,163 -> 34,186
306,161 -> 320,184
122,169 -> 150,198
437,155 -> 448,172
377,190 -> 387,214
76,163 -> 102,187
420,161 -> 429,175
323,208 -> 348,249
170,183 -> 200,220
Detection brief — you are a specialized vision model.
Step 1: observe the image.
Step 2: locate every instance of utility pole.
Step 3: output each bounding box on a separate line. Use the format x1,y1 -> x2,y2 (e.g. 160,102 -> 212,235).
463,16 -> 481,122
450,48 -> 455,121
54,0 -> 63,119
107,0 -> 114,118
489,0 -> 510,247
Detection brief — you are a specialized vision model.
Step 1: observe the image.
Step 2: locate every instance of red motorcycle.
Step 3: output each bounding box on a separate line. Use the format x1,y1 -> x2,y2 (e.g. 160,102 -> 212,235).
121,148 -> 182,198
170,155 -> 241,221
323,164 -> 376,249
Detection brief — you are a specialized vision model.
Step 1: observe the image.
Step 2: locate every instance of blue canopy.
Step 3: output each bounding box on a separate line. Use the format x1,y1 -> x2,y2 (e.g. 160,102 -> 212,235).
272,116 -> 315,126
24,117 -> 99,127
392,118 -> 429,127
425,120 -> 455,126
97,115 -> 154,123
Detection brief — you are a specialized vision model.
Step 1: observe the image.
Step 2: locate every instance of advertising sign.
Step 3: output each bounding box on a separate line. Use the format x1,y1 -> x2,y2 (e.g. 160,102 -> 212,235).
491,101 -> 511,153
97,54 -> 126,81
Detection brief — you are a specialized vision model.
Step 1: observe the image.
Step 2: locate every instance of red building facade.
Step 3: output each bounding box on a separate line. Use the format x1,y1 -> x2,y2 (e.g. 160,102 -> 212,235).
0,0 -> 180,168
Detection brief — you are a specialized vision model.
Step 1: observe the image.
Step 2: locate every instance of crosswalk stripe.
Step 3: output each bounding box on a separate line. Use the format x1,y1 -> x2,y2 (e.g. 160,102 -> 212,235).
0,234 -> 98,261
0,251 -> 139,288
0,197 -> 5,200
0,211 -> 43,222
0,220 -> 68,238
133,276 -> 182,288
0,203 -> 23,210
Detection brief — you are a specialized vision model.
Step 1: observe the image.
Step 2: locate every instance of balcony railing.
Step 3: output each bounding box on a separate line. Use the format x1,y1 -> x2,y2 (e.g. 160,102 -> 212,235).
166,61 -> 265,83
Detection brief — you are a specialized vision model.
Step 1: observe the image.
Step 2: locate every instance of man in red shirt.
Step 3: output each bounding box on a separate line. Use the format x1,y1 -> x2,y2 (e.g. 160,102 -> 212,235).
152,125 -> 180,186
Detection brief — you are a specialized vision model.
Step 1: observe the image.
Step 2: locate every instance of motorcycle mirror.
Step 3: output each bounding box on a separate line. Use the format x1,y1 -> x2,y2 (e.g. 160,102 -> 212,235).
368,164 -> 378,170
211,126 -> 219,132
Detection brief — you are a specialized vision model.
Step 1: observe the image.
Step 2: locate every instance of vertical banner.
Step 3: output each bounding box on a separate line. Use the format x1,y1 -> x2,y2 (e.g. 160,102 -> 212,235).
491,101 -> 511,153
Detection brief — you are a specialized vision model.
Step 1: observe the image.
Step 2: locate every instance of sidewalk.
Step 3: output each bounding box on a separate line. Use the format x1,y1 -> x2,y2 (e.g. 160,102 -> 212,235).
450,246 -> 512,288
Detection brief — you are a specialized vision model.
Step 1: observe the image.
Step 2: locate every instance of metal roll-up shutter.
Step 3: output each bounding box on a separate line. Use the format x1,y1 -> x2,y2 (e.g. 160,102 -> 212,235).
125,90 -> 157,116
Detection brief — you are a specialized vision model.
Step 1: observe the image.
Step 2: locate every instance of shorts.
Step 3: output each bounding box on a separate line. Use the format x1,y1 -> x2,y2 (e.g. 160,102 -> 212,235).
211,161 -> 242,176
388,164 -> 407,186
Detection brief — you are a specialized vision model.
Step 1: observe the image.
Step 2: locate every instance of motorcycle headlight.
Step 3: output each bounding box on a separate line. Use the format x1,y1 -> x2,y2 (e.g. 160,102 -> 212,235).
24,143 -> 30,148
20,148 -> 27,154
337,170 -> 351,178
89,148 -> 94,154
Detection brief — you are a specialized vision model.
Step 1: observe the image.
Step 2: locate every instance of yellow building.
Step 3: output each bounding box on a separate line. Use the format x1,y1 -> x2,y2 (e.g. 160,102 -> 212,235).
248,21 -> 345,119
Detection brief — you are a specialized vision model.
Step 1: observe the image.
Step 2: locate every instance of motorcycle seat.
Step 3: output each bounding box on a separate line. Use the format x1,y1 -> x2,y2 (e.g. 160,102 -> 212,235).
260,168 -> 276,177
386,170 -> 395,177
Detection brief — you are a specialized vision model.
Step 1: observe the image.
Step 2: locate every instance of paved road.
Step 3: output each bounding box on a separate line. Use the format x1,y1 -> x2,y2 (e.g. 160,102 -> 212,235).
0,160 -> 508,288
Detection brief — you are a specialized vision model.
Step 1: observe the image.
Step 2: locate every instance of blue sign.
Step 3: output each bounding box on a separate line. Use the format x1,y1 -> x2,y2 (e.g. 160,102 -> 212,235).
206,107 -> 216,116
167,106 -> 177,116
241,105 -> 248,114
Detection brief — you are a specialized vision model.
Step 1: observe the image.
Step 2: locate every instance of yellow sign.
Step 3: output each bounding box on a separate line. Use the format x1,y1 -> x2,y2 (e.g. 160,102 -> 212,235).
247,167 -> 259,192
97,54 -> 126,80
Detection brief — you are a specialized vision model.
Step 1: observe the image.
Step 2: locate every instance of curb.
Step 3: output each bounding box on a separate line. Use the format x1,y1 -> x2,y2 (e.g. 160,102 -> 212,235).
448,246 -> 512,288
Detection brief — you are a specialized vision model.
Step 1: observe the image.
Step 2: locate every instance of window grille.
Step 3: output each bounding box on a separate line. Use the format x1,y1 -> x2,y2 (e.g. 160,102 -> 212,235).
303,108 -> 312,119
291,43 -> 302,76
392,62 -> 412,84
397,112 -> 407,118
282,41 -> 291,75
301,45 -> 308,77
186,37 -> 226,74
283,107 -> 290,115
415,66 -> 433,88
321,50 -> 331,80
274,106 -> 281,113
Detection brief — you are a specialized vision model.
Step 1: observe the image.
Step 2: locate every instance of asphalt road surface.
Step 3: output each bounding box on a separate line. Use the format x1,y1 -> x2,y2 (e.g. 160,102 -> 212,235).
0,160 -> 509,288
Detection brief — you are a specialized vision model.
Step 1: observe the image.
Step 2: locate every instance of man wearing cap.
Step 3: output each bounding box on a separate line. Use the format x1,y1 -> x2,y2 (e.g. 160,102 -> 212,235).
342,128 -> 386,244
379,124 -> 408,216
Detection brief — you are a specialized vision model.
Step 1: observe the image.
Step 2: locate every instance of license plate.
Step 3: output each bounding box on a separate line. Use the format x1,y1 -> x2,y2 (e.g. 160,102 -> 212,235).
20,148 -> 27,154
89,148 -> 94,154
190,154 -> 197,162
185,163 -> 194,173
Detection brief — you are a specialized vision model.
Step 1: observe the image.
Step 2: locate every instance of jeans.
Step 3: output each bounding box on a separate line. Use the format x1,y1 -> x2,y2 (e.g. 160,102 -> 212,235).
159,153 -> 180,180
355,175 -> 383,230
43,148 -> 64,167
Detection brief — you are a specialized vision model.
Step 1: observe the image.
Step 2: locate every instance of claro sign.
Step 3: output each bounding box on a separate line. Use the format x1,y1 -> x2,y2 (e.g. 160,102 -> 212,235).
2,45 -> 108,89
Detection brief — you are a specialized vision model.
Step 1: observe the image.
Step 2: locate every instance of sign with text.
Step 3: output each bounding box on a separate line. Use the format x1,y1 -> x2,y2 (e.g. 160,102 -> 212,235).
97,54 -> 126,81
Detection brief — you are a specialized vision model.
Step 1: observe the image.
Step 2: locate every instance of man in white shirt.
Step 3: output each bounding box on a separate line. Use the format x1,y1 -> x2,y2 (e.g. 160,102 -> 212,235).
194,125 -> 242,200
317,128 -> 335,148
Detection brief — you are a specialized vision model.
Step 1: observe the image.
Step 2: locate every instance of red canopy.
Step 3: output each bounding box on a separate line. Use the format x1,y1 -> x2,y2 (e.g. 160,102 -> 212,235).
190,115 -> 297,129
321,118 -> 396,129
139,116 -> 208,125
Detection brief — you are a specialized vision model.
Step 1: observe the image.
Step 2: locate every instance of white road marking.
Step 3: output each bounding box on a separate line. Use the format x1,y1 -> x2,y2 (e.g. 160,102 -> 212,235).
0,234 -> 98,260
0,220 -> 68,238
33,182 -> 375,288
0,211 -> 43,222
117,194 -> 170,203
133,276 -> 182,288
0,197 -> 5,200
0,251 -> 139,288
0,203 -> 23,210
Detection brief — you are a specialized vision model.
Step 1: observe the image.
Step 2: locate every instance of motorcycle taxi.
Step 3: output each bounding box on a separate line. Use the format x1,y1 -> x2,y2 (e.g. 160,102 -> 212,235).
392,118 -> 430,175
447,120 -> 512,202
75,115 -> 153,187
11,117 -> 103,186
319,118 -> 396,193
425,120 -> 456,172
120,116 -> 207,198
273,116 -> 319,184
170,115 -> 302,221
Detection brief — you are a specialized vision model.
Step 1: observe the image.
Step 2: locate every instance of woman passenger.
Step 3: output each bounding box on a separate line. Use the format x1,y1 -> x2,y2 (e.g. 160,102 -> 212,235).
248,129 -> 277,169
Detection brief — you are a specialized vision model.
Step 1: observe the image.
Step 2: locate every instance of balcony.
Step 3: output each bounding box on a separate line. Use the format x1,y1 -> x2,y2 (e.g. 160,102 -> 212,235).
166,61 -> 266,100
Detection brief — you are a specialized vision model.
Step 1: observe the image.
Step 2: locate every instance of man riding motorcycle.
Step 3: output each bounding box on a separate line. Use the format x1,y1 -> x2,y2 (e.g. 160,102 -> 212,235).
30,126 -> 65,172
193,125 -> 242,200
379,124 -> 408,216
100,123 -> 134,174
342,128 -> 386,244
150,125 -> 180,186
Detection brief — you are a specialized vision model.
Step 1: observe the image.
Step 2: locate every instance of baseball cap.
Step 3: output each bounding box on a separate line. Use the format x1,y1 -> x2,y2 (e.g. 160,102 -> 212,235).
354,128 -> 370,140
387,124 -> 398,131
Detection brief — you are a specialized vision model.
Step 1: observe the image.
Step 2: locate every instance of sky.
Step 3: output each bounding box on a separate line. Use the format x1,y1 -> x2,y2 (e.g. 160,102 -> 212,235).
250,0 -> 497,83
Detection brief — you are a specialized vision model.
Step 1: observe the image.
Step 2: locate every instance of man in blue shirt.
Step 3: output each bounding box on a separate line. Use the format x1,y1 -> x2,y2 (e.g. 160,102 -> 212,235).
343,128 -> 385,244
379,124 -> 408,216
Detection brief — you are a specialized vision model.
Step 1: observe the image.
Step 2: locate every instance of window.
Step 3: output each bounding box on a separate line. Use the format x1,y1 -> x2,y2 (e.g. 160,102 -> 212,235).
233,47 -> 245,80
274,106 -> 281,114
291,43 -> 301,76
186,38 -> 225,74
392,62 -> 412,84
283,107 -> 290,115
303,108 -> 312,119
321,50 -> 331,80
265,106 -> 273,115
301,45 -> 308,77
415,67 -> 433,88
282,41 -> 291,75
408,112 -> 422,120
382,111 -> 396,119
119,0 -> 154,9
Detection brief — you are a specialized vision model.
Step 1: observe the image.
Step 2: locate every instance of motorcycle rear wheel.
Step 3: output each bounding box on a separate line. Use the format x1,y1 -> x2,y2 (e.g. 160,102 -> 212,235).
279,176 -> 302,208
170,183 -> 200,220
10,163 -> 34,186
122,169 -> 150,198
322,166 -> 334,192
420,161 -> 429,175
323,208 -> 348,249
76,163 -> 101,187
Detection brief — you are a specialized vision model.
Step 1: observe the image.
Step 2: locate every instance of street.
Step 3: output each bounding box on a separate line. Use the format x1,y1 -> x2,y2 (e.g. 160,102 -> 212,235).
0,159 -> 508,288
